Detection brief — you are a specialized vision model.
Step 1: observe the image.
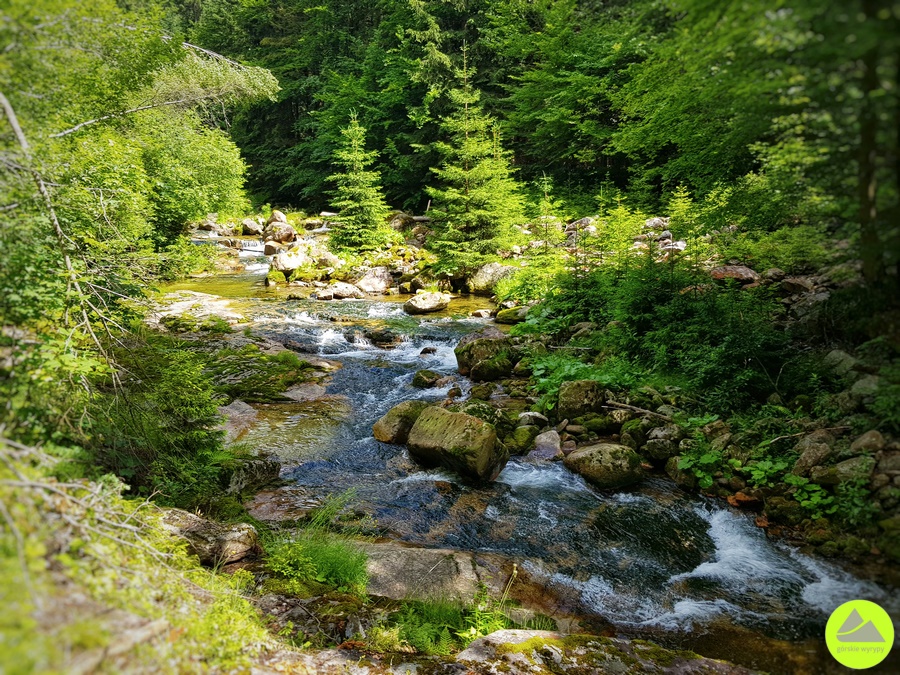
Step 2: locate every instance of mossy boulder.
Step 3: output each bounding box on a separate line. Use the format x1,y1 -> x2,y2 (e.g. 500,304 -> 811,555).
495,306 -> 528,324
406,406 -> 508,481
470,354 -> 513,382
504,425 -> 540,455
454,400 -> 513,436
764,496 -> 805,526
455,331 -> 513,376
411,369 -> 443,388
563,443 -> 644,489
372,400 -> 431,444
556,380 -> 605,420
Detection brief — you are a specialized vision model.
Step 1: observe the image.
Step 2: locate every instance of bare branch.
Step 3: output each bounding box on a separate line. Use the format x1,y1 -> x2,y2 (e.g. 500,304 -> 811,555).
50,96 -> 215,138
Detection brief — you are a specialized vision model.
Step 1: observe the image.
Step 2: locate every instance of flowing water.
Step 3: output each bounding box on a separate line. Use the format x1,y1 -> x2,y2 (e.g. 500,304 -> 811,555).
168,251 -> 898,673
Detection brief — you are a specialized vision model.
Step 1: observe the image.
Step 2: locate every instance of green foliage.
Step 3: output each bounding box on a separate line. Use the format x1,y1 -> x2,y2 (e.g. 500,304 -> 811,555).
0,442 -> 268,673
721,226 -> 832,273
677,441 -> 724,490
426,52 -> 525,275
91,340 -> 232,508
746,459 -> 791,488
328,115 -> 395,252
784,474 -> 836,519
393,599 -> 465,655
264,493 -> 369,597
834,478 -> 878,529
872,364 -> 900,433
530,353 -> 642,412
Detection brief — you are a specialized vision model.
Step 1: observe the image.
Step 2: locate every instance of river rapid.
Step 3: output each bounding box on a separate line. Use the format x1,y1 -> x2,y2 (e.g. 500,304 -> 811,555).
167,250 -> 898,674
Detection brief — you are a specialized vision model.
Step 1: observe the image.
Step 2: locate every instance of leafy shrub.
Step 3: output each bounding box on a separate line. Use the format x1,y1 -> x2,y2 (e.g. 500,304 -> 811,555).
720,225 -> 831,273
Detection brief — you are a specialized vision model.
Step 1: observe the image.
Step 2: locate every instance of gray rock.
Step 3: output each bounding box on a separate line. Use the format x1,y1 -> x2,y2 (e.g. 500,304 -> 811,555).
528,430 -> 562,462
241,217 -> 264,236
354,267 -> 393,294
469,262 -> 517,296
265,222 -> 296,244
781,277 -> 815,294
272,248 -> 311,273
851,375 -> 880,396
161,509 -> 259,565
518,411 -> 549,427
823,349 -> 860,377
835,456 -> 875,483
564,443 -> 644,489
471,309 -> 493,318
710,265 -> 760,283
225,457 -> 281,495
326,281 -> 365,300
403,291 -> 450,314
266,210 -> 288,225
850,430 -> 885,455
457,630 -> 754,675
218,399 -> 258,442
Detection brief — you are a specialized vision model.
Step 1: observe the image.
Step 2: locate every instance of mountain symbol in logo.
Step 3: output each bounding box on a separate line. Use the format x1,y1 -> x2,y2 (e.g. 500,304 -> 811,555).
836,608 -> 886,643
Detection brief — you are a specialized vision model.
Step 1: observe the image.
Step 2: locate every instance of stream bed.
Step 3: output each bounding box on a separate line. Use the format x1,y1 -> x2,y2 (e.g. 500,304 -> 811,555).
167,253 -> 898,674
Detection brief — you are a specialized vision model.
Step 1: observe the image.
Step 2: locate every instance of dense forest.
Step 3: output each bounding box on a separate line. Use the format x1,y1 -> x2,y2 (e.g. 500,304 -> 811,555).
2,0 -> 899,672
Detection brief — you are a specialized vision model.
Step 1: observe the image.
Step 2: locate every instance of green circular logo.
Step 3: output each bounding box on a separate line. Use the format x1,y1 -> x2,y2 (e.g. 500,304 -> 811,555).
826,600 -> 895,669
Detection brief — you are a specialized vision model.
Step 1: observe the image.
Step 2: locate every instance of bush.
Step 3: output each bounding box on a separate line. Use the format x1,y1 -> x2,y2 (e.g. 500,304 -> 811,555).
720,225 -> 831,273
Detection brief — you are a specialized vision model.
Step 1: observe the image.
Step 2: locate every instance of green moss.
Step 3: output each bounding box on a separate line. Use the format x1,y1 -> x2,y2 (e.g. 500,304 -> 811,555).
160,313 -> 200,333
631,639 -> 700,667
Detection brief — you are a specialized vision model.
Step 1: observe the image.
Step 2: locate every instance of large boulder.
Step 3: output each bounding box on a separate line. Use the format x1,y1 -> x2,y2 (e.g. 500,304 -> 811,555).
372,400 -> 431,444
468,263 -> 517,296
404,291 -> 451,314
241,217 -> 264,236
355,267 -> 393,294
161,509 -> 260,565
272,248 -> 312,273
563,443 -> 644,489
556,380 -> 605,420
265,222 -> 297,244
710,265 -> 760,284
528,430 -> 562,462
495,306 -> 528,324
791,429 -> 837,476
455,328 -> 512,377
266,210 -> 288,226
406,406 -> 508,481
325,281 -> 365,300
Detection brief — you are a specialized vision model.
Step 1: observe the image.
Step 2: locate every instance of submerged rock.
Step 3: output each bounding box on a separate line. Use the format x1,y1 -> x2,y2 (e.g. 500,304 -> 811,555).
403,291 -> 450,314
411,369 -> 443,388
406,406 -> 508,481
372,400 -> 430,444
564,443 -> 644,489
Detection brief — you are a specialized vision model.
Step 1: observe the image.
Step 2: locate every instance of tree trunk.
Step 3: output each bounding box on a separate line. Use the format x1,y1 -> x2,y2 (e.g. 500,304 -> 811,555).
859,0 -> 883,285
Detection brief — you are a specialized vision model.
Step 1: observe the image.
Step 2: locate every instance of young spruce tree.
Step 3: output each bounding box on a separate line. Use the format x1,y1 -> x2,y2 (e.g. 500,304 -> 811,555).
427,49 -> 525,274
328,115 -> 391,252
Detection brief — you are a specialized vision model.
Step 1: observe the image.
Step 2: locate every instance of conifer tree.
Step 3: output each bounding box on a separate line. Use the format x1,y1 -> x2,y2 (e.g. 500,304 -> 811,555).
328,115 -> 392,252
426,49 -> 525,274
